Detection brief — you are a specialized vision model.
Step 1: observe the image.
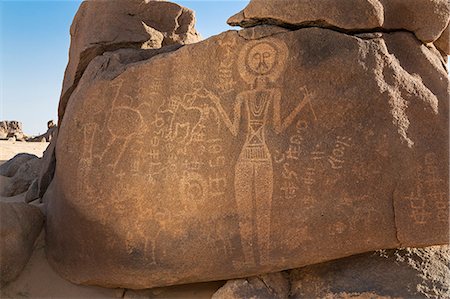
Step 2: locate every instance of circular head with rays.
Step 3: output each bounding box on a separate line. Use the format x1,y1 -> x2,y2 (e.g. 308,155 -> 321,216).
238,39 -> 288,85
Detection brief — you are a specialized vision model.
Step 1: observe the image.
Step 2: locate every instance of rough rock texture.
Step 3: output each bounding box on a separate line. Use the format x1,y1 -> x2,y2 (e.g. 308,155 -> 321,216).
435,24 -> 449,56
37,129 -> 58,199
290,246 -> 450,298
228,0 -> 450,44
0,153 -> 37,177
25,179 -> 39,203
1,157 -> 41,197
58,0 -> 201,124
0,121 -> 25,141
212,272 -> 289,299
44,22 -> 449,288
0,202 -> 44,287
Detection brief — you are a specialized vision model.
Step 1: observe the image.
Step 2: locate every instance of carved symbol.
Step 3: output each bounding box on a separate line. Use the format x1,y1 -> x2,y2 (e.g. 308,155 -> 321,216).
209,38 -> 316,266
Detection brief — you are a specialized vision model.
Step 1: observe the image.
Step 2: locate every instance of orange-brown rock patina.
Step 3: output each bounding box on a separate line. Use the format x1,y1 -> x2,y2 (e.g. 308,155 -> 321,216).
45,25 -> 449,288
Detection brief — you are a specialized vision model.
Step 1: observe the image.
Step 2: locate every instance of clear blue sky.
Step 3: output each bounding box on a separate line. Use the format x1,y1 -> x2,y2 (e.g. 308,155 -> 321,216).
0,0 -> 249,135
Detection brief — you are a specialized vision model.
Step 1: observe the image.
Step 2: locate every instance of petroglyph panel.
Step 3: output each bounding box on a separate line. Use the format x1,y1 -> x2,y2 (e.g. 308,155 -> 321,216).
46,27 -> 449,288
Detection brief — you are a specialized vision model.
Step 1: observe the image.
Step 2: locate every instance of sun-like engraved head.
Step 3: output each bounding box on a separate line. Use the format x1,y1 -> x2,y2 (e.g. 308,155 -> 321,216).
238,38 -> 288,85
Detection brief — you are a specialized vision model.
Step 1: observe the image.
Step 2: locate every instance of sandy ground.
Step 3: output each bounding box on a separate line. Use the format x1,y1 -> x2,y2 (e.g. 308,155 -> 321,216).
0,140 -> 225,298
0,140 -> 49,165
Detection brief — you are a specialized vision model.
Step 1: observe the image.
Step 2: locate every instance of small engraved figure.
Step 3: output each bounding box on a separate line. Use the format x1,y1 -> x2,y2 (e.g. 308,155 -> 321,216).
209,39 -> 315,265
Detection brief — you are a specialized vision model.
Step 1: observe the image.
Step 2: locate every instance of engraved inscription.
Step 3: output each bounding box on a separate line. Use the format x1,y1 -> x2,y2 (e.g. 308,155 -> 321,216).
210,39 -> 316,265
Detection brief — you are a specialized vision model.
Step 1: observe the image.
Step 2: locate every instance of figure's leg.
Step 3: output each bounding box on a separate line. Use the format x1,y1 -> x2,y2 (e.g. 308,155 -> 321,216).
234,161 -> 256,265
254,160 -> 273,265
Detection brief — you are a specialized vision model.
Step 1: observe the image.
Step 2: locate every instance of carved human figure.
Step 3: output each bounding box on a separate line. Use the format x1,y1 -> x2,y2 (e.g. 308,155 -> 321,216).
209,39 -> 315,265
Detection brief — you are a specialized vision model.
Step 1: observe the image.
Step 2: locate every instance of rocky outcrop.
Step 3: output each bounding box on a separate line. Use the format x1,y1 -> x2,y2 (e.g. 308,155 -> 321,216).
289,246 -> 450,298
58,0 -> 201,124
28,120 -> 57,143
0,121 -> 26,141
44,17 -> 448,288
0,202 -> 44,287
228,0 -> 450,45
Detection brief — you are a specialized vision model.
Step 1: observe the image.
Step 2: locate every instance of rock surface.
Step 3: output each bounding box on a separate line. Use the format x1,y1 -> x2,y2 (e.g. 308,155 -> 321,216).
435,24 -> 449,56
289,246 -> 450,298
0,121 -> 26,141
37,129 -> 58,199
0,153 -> 37,177
58,0 -> 201,124
0,202 -> 44,287
228,0 -> 450,44
45,20 -> 449,288
212,272 -> 289,299
1,157 -> 41,197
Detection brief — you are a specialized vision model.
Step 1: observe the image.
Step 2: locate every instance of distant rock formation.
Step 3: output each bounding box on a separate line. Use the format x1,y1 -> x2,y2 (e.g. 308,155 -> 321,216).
27,120 -> 57,143
0,121 -> 26,141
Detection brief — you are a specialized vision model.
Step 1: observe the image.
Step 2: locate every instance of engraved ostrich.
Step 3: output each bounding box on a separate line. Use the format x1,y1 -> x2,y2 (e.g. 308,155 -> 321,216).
209,40 -> 315,265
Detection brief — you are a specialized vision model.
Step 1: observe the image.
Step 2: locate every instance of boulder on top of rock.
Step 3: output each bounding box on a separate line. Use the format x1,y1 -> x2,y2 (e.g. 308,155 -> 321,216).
44,20 -> 448,288
0,153 -> 37,177
228,0 -> 450,44
58,0 -> 201,124
2,157 -> 41,197
0,202 -> 44,287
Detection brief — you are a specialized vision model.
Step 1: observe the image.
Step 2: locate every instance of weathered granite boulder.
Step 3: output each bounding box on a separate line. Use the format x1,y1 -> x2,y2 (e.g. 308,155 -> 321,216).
289,246 -> 450,298
58,0 -> 201,124
2,157 -> 41,197
228,0 -> 450,44
44,19 -> 448,288
0,202 -> 44,287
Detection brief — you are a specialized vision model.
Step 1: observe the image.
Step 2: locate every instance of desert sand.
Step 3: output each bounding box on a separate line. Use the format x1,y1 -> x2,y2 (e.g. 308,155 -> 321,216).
0,140 -> 49,165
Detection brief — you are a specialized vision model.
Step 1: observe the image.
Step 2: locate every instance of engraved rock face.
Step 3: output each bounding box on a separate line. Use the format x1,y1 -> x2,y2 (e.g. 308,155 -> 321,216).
228,0 -> 450,44
45,25 -> 449,288
59,0 -> 201,124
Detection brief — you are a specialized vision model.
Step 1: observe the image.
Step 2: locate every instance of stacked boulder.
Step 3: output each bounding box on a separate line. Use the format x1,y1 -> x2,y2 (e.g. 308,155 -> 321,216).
1,0 -> 448,297
43,0 -> 449,290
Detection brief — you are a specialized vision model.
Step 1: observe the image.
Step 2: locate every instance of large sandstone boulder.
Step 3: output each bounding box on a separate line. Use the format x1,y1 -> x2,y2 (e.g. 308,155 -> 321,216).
228,0 -> 450,44
44,19 -> 448,288
0,202 -> 44,287
58,0 -> 201,124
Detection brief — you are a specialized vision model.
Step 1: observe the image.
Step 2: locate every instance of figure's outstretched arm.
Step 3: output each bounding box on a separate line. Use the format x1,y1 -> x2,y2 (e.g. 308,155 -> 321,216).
209,91 -> 242,137
273,87 -> 315,134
